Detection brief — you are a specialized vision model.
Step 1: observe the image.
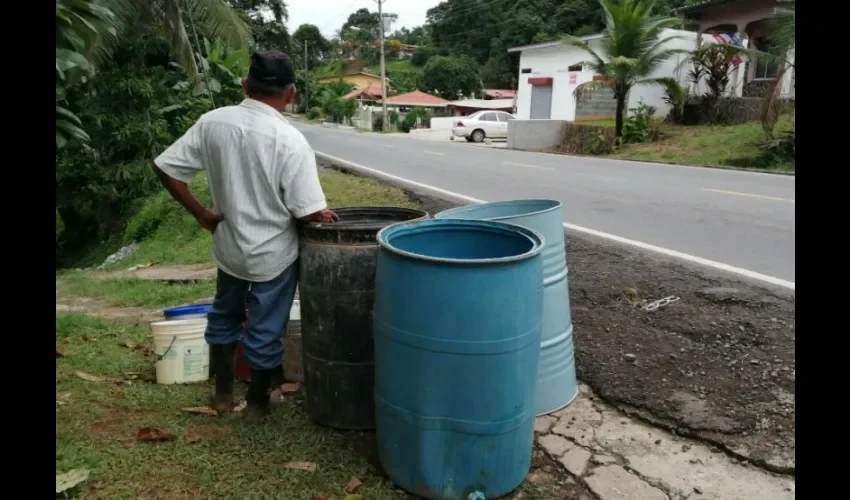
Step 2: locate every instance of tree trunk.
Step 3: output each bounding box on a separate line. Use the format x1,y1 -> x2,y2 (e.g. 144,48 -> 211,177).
615,95 -> 625,139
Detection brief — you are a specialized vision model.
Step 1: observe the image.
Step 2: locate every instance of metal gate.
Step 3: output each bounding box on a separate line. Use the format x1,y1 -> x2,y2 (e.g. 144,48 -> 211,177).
530,84 -> 553,119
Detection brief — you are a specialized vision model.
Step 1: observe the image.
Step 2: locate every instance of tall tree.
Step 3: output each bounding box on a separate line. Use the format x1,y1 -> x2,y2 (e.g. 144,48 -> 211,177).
227,0 -> 292,54
95,0 -> 253,78
423,55 -> 481,99
566,0 -> 686,137
293,24 -> 330,64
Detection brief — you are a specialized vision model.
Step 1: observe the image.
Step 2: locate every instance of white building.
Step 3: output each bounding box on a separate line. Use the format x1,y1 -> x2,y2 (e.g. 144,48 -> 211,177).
507,29 -> 728,122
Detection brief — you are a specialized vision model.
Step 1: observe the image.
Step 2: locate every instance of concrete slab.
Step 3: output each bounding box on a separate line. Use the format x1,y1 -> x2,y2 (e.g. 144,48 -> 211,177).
534,383 -> 795,500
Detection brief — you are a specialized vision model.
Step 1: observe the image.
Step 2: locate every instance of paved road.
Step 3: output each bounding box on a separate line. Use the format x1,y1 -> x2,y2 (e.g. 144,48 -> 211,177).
295,122 -> 795,286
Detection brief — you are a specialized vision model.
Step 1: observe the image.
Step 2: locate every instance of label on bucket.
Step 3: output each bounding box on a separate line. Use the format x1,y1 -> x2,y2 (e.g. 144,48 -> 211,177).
182,344 -> 207,379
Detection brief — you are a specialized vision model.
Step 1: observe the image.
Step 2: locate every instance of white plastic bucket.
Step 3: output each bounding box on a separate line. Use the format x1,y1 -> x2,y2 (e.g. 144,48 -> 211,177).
151,318 -> 210,384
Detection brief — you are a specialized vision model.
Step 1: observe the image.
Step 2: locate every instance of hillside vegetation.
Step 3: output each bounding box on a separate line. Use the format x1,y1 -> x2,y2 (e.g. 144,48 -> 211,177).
89,169 -> 417,272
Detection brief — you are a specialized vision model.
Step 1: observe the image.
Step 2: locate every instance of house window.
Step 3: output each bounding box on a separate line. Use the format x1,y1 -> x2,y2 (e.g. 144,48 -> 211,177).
752,37 -> 779,80
568,64 -> 582,72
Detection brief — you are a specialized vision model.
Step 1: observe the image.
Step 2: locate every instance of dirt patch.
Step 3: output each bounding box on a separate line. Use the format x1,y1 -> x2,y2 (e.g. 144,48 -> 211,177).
55,278 -> 213,323
320,159 -> 796,476
100,264 -> 216,283
56,294 -> 163,324
188,422 -> 231,440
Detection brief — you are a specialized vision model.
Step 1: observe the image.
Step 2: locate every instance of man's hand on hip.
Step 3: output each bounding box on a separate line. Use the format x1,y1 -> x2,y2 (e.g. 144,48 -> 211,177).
197,209 -> 224,233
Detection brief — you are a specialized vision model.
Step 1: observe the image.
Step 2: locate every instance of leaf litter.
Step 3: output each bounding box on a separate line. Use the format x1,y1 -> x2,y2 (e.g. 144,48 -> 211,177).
56,468 -> 90,494
182,406 -> 219,416
75,370 -> 124,384
344,477 -> 363,493
283,461 -> 317,472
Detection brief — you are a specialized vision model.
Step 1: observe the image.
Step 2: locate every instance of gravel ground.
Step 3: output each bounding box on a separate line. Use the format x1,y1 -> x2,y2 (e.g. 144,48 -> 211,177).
320,160 -> 795,477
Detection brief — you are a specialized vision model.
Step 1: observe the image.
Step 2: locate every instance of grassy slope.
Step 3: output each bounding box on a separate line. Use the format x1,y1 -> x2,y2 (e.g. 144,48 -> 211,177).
609,116 -> 795,170
58,169 -> 418,309
385,60 -> 421,74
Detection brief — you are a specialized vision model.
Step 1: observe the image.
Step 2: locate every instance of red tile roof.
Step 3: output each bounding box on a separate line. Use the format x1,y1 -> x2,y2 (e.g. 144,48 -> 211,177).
482,89 -> 517,98
342,87 -> 384,100
382,90 -> 451,107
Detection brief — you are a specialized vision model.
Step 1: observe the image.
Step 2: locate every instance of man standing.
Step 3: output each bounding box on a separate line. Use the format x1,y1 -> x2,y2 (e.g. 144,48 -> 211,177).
153,51 -> 338,421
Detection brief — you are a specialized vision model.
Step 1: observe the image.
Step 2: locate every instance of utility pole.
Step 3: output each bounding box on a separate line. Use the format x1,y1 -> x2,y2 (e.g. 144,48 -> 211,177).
374,0 -> 389,131
303,40 -> 309,114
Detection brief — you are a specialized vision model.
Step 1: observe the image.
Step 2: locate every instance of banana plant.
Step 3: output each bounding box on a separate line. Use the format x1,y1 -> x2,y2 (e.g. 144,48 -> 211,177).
56,0 -> 117,147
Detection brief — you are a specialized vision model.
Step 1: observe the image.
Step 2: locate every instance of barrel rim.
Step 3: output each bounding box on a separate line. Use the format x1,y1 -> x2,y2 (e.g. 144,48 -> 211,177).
301,206 -> 428,232
163,304 -> 212,317
434,199 -> 563,221
377,219 -> 544,265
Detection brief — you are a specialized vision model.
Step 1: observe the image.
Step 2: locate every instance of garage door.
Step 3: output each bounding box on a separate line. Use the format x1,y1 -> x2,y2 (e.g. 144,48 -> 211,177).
530,84 -> 553,119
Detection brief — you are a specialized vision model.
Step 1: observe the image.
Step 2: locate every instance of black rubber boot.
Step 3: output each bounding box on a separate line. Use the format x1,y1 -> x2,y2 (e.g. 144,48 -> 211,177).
243,367 -> 275,422
210,343 -> 236,413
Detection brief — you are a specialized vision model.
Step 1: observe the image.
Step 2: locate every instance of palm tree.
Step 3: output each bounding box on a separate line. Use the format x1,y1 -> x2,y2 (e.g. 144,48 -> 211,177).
564,0 -> 687,138
93,0 -> 253,78
744,0 -> 795,138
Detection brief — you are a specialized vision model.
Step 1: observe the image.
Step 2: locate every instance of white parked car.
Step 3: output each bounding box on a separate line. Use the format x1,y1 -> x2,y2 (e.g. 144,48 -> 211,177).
451,110 -> 516,143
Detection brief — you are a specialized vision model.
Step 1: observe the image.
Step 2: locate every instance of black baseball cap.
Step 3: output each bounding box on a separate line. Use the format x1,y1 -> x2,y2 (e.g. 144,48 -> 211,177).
248,50 -> 296,87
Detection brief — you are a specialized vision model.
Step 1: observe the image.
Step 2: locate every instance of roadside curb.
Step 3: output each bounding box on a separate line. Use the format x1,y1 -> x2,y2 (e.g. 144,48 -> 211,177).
604,156 -> 796,176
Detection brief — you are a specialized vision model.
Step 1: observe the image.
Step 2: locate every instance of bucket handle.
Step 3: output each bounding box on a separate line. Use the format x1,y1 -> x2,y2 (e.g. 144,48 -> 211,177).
155,336 -> 177,362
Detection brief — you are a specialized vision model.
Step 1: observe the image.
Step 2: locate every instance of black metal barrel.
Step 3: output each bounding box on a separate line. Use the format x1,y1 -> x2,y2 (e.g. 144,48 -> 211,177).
299,206 -> 428,430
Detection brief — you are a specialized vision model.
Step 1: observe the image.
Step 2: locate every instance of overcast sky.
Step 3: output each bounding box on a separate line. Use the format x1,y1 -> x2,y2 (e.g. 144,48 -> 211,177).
286,0 -> 443,38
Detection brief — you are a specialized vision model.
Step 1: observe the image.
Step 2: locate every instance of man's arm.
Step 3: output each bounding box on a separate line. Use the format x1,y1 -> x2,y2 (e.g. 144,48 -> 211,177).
153,121 -> 222,232
282,143 -> 338,224
152,166 -> 222,232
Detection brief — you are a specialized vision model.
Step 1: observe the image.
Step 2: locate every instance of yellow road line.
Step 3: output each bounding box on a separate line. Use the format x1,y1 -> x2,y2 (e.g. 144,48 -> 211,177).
702,188 -> 795,203
503,161 -> 553,171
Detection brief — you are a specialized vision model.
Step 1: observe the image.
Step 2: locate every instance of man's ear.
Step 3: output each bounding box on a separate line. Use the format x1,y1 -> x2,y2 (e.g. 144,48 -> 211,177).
241,78 -> 248,95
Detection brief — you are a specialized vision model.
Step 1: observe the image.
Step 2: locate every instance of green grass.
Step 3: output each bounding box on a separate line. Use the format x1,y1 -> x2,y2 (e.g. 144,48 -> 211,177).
59,275 -> 215,308
610,117 -> 795,171
55,314 -> 404,499
575,119 -> 616,128
385,60 -> 421,74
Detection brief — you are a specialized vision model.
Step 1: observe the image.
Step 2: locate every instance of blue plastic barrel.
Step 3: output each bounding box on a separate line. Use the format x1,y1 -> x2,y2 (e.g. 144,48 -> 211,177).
374,219 -> 544,500
435,200 -> 577,415
163,304 -> 212,320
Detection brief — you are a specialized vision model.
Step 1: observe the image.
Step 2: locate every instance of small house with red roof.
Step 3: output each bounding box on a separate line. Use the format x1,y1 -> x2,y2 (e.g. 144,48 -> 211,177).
342,86 -> 385,103
379,90 -> 452,116
481,89 -> 517,100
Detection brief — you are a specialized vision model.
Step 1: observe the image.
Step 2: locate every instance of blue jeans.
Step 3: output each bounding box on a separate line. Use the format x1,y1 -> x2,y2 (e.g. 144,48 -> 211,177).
205,263 -> 299,370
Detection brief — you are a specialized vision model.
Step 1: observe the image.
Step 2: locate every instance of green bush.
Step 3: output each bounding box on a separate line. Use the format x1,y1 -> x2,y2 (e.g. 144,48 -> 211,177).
307,107 -> 321,120
558,123 -> 617,155
621,101 -> 660,145
407,107 -> 432,128
401,112 -> 417,133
